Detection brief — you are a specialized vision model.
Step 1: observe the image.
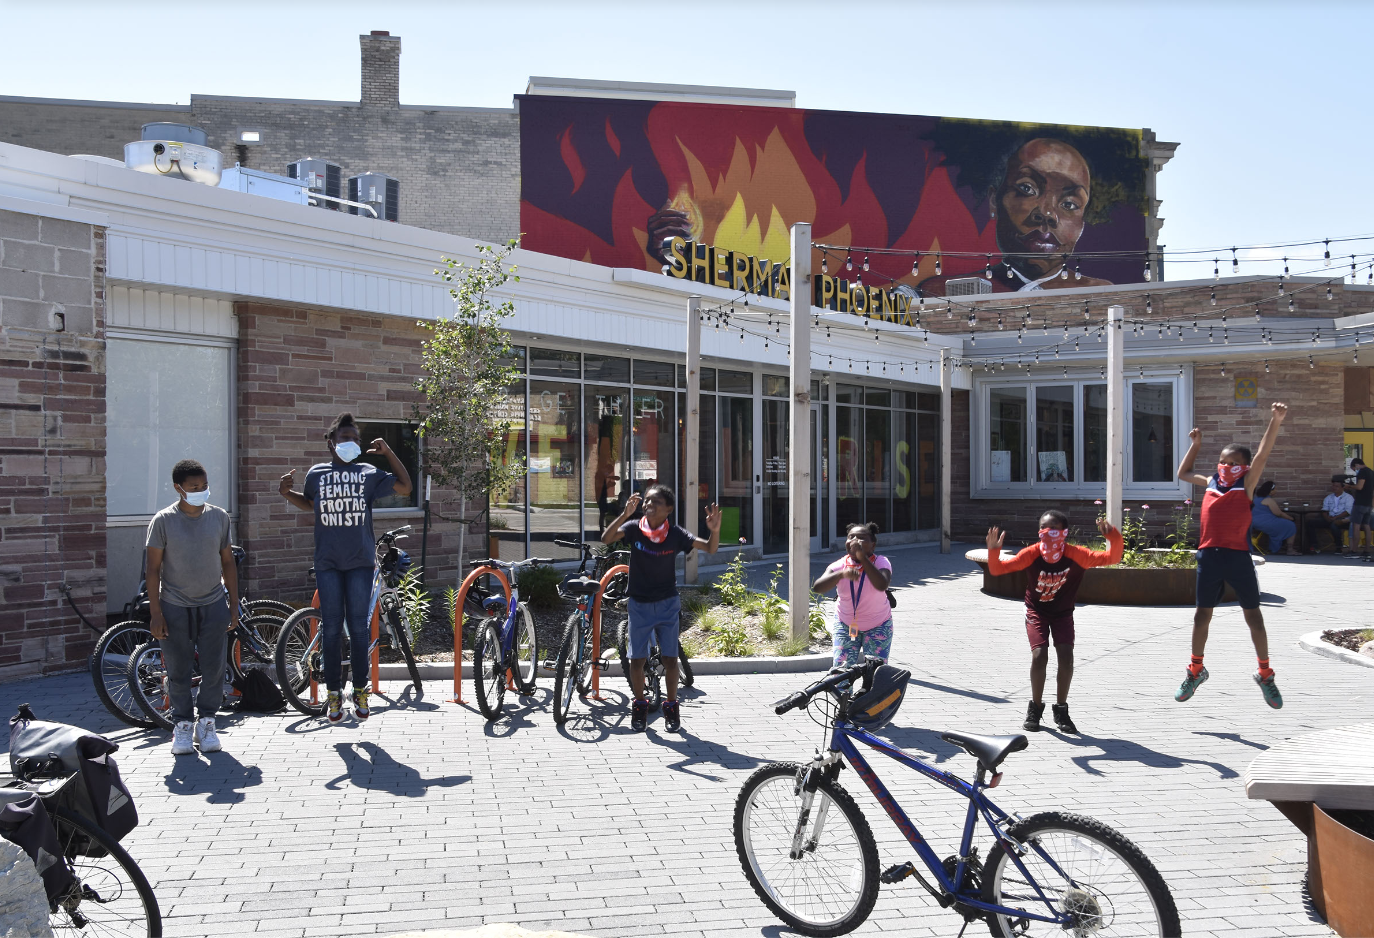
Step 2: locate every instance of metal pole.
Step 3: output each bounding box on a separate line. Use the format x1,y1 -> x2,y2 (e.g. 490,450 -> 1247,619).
684,295 -> 701,584
940,348 -> 952,554
788,223 -> 812,641
1106,305 -> 1125,528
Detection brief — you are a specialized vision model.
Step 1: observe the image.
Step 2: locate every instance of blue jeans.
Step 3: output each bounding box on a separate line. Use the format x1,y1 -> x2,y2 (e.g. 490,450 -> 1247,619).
316,566 -> 374,692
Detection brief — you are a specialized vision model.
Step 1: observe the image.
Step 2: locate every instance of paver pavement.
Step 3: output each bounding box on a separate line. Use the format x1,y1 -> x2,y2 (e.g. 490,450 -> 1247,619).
3,547 -> 1369,937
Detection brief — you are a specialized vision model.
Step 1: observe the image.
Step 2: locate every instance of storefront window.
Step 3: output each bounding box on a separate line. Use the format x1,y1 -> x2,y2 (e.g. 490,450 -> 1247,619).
763,374 -> 788,398
893,411 -> 918,532
584,354 -> 629,383
762,400 -> 789,553
632,388 -> 674,496
528,380 -> 581,560
719,395 -> 754,545
865,408 -> 892,531
492,383 -> 528,561
634,359 -> 675,388
989,387 -> 1028,483
1034,385 -> 1074,483
917,412 -> 938,528
836,405 -> 863,532
355,421 -> 420,509
1084,384 -> 1107,483
530,347 -> 579,379
1132,383 -> 1175,483
718,369 -> 752,395
585,385 -> 630,542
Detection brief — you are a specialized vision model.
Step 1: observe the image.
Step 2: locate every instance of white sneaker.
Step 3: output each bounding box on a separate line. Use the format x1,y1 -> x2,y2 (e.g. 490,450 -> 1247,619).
171,721 -> 195,756
194,717 -> 222,753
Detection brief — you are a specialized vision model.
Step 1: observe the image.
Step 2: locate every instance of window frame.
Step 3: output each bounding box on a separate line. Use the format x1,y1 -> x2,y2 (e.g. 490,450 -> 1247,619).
970,368 -> 1192,500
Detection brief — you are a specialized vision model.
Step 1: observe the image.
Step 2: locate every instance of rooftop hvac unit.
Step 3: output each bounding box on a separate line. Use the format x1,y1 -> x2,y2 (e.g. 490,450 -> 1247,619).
287,158 -> 343,210
219,166 -> 309,205
348,172 -> 399,222
124,122 -> 222,186
945,277 -> 993,297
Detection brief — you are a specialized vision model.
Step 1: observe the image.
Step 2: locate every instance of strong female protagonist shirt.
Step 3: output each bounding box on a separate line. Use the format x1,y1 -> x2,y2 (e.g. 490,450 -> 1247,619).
303,460 -> 396,572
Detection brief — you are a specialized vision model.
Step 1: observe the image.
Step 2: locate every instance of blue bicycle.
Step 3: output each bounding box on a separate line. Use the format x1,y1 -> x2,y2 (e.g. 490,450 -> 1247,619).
471,556 -> 547,719
735,658 -> 1180,937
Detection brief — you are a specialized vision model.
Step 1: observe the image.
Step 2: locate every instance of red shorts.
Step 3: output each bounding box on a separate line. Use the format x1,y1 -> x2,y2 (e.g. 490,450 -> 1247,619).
1025,612 -> 1075,649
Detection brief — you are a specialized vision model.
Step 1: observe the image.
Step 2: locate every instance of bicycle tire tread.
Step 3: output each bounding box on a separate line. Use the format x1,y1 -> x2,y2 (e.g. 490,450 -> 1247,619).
49,806 -> 163,936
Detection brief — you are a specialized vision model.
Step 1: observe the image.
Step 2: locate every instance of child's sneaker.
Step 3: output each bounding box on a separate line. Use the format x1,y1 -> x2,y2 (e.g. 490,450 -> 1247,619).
1023,701 -> 1045,732
326,692 -> 343,724
1051,703 -> 1078,734
352,689 -> 370,721
194,717 -> 222,753
1253,672 -> 1283,709
663,699 -> 681,732
171,721 -> 195,756
630,698 -> 648,732
1174,667 -> 1209,702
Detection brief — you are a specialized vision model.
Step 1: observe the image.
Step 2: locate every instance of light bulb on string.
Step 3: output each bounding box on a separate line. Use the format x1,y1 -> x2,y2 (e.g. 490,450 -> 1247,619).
1264,361 -> 1269,373
845,253 -> 853,271
1060,254 -> 1069,279
1007,262 -> 1015,279
1143,254 -> 1152,281
1309,355 -> 1315,369
1224,328 -> 1229,344
912,254 -> 920,276
1210,287 -> 1216,306
1083,302 -> 1090,319
1212,258 -> 1219,279
821,255 -> 828,275
1074,259 -> 1081,280
1283,257 -> 1289,277
1208,327 -> 1214,343
970,333 -> 976,346
1328,285 -> 1334,301
1352,255 -> 1358,280
946,304 -> 953,319
984,255 -> 992,279
1231,247 -> 1239,274
862,254 -> 870,272
935,253 -> 942,275
1146,294 -> 1152,314
1255,304 -> 1262,322
1288,294 -> 1295,313
1324,239 -> 1331,261
1220,363 -> 1225,377
1278,276 -> 1285,296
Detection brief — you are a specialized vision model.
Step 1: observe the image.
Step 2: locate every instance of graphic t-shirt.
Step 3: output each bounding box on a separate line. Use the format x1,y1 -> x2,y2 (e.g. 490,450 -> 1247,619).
1354,467 -> 1374,508
987,529 -> 1123,621
825,555 -> 893,631
303,461 -> 396,572
1198,475 -> 1254,551
619,521 -> 695,602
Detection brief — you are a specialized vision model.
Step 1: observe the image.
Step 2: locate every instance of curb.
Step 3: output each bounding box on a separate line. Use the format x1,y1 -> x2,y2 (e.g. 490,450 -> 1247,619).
1297,630 -> 1374,670
376,652 -> 831,681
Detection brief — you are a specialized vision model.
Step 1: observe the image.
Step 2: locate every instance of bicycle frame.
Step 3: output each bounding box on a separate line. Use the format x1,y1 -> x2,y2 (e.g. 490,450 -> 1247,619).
828,719 -> 1077,926
303,564 -> 395,704
450,565 -> 511,704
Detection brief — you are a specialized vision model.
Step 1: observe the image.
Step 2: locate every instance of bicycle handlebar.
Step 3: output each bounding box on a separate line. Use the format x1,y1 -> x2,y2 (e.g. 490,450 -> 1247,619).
473,557 -> 554,570
772,658 -> 879,715
380,525 -> 412,541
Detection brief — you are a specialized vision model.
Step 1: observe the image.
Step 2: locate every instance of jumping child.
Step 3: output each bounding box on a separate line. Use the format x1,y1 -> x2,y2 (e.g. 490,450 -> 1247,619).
986,513 -> 1122,733
813,523 -> 894,669
1174,401 -> 1288,709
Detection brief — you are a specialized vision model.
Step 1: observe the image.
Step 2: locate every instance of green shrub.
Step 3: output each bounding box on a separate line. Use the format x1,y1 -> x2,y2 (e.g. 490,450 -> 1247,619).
692,607 -> 724,633
442,587 -> 458,635
680,588 -> 713,617
709,619 -> 753,657
397,569 -> 430,644
680,634 -> 706,658
808,592 -> 831,638
777,636 -> 810,657
761,612 -> 786,642
716,552 -> 752,607
518,564 -> 564,609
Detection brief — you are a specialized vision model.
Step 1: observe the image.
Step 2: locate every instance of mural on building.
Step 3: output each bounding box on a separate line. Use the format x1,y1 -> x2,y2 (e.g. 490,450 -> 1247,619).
519,95 -> 1151,295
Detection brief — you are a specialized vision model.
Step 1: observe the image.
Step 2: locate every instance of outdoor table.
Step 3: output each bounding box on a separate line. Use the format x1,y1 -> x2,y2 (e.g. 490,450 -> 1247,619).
1283,505 -> 1319,552
1244,723 -> 1374,936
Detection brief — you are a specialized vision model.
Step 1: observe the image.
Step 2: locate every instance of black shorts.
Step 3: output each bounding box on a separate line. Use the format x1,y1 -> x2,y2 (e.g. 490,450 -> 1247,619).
1195,547 -> 1261,610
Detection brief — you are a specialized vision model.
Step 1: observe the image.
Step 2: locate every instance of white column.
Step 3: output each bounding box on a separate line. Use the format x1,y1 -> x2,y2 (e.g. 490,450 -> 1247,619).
684,295 -> 701,584
940,348 -> 952,554
1106,304 -> 1125,528
788,223 -> 812,641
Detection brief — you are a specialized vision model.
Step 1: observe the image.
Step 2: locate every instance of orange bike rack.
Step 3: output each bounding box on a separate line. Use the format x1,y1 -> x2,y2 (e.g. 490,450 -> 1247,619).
589,564 -> 628,700
451,566 -> 512,705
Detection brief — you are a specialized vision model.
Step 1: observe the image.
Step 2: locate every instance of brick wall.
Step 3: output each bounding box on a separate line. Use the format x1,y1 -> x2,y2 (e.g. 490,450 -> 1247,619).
0,209 -> 106,679
236,302 -> 476,605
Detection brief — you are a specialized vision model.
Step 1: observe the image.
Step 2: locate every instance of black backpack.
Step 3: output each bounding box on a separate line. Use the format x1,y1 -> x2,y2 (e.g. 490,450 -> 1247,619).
232,669 -> 286,713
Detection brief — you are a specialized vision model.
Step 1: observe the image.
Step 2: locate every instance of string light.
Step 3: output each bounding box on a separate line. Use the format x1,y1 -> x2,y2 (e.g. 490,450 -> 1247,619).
984,255 -> 993,279
1146,293 -> 1153,314
1143,253 -> 1152,281
1231,247 -> 1239,274
862,254 -> 870,272
912,254 -> 920,276
1220,363 -> 1226,377
1324,239 -> 1331,261
1210,287 -> 1216,306
1309,355 -> 1315,369
1074,259 -> 1081,281
1255,303 -> 1262,322
935,253 -> 942,276
1327,285 -> 1334,301
1283,258 -> 1289,277
1287,294 -> 1295,313
1213,258 -> 1219,279
1264,361 -> 1270,373
845,253 -> 853,271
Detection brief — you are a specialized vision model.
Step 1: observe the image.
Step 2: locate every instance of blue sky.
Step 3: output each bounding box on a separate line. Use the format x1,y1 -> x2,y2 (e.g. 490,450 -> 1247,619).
4,1 -> 1370,278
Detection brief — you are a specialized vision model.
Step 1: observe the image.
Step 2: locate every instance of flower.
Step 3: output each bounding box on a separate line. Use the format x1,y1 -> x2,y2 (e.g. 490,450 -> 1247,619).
1184,499 -> 1192,505
1094,499 -> 1103,505
1124,506 -> 1131,511
1141,504 -> 1150,509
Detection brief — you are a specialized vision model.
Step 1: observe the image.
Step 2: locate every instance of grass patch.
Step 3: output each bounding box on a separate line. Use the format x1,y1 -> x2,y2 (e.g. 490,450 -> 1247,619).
777,635 -> 811,657
708,619 -> 754,657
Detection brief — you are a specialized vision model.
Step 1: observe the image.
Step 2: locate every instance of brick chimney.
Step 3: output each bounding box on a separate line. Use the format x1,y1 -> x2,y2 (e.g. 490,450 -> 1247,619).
360,31 -> 400,108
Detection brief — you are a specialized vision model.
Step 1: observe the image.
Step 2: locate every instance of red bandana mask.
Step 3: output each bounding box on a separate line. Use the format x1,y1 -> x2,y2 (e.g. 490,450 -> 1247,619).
1038,528 -> 1067,563
1215,463 -> 1250,488
639,515 -> 669,544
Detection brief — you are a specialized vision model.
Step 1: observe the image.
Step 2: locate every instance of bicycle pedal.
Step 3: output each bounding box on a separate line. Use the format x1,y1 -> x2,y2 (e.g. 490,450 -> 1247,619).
880,862 -> 915,885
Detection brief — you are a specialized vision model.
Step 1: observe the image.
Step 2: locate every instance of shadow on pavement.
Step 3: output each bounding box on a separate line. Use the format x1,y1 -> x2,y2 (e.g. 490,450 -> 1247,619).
643,724 -> 769,781
874,724 -> 967,765
163,749 -> 264,804
1053,731 -> 1239,779
325,741 -> 470,796
1194,730 -> 1269,750
375,684 -> 441,712
556,687 -> 633,743
906,677 -> 1010,705
480,687 -> 550,738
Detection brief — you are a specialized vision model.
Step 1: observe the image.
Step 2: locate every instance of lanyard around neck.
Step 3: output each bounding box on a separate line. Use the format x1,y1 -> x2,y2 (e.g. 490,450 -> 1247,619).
848,563 -> 866,611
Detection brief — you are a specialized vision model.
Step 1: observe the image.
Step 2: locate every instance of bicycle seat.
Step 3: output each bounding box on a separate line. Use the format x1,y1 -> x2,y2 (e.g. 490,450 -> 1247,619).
562,577 -> 601,597
940,730 -> 1028,772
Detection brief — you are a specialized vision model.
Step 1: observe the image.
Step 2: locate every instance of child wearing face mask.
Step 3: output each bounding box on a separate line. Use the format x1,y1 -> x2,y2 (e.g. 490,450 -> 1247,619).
146,459 -> 237,756
279,412 -> 412,723
986,513 -> 1122,734
1174,401 -> 1288,710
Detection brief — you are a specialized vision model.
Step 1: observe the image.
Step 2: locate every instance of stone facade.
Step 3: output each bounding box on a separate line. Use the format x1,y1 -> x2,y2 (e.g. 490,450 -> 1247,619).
0,209 -> 106,679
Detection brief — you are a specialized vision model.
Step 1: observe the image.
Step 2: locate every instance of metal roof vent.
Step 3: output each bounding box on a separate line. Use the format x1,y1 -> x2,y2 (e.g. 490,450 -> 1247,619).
347,172 -> 399,222
124,122 -> 222,185
287,158 -> 343,210
945,277 -> 993,297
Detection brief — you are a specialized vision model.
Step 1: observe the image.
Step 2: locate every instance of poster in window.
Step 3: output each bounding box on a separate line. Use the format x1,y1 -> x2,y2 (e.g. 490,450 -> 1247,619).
991,451 -> 1012,483
1038,451 -> 1069,482
1234,376 -> 1258,408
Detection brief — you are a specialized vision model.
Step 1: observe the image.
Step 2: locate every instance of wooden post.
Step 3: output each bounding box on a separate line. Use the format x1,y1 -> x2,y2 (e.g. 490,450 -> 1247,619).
940,348 -> 952,554
788,223 -> 812,641
1106,305 -> 1125,528
684,295 -> 701,584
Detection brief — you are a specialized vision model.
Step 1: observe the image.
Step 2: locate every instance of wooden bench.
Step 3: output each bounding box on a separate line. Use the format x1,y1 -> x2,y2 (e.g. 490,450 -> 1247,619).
1244,723 -> 1374,936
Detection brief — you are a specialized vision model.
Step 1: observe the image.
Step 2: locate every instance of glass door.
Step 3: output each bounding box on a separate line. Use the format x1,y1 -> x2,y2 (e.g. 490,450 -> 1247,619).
810,404 -> 823,552
762,399 -> 789,554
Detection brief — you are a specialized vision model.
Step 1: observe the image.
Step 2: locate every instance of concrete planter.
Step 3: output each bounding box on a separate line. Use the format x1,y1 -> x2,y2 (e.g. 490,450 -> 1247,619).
965,549 -> 1241,606
1310,805 -> 1374,937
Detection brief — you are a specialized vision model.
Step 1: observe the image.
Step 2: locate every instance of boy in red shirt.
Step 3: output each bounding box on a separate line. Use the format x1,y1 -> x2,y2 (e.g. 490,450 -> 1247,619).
1174,401 -> 1288,709
986,512 -> 1122,734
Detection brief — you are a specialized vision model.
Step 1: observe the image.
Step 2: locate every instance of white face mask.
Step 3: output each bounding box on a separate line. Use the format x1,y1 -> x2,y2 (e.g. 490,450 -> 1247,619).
181,488 -> 210,507
334,441 -> 362,463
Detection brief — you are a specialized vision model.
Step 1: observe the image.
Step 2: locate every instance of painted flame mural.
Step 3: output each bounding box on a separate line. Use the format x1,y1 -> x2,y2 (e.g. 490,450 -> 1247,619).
519,96 -> 1151,295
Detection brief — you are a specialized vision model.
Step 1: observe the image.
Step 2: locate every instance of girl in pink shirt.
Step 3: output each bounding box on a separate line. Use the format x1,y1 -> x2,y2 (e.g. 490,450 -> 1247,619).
812,522 -> 894,668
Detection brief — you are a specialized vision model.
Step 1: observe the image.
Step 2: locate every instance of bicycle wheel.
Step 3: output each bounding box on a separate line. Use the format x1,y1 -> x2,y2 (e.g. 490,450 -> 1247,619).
644,653 -> 663,712
552,613 -> 583,726
574,614 -> 596,696
513,602 -> 539,694
734,762 -> 880,938
49,806 -> 162,936
273,608 -> 332,716
615,615 -> 631,678
385,603 -> 423,691
472,620 -> 506,719
678,644 -> 695,688
126,642 -> 178,731
90,620 -> 156,728
228,615 -> 287,683
245,598 -> 293,619
981,811 -> 1181,938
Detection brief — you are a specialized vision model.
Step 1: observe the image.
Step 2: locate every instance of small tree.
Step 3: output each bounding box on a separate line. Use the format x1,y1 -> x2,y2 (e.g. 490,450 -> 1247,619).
415,239 -> 525,578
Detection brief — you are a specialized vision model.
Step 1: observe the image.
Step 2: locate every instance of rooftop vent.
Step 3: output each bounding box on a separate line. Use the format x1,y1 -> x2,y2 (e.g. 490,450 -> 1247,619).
124,122 -> 222,185
288,158 -> 343,210
945,277 -> 993,298
348,172 -> 399,222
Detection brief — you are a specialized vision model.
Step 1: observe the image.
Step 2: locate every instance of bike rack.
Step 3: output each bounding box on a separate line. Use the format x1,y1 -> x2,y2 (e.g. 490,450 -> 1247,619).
450,566 -> 512,705
590,564 -> 628,700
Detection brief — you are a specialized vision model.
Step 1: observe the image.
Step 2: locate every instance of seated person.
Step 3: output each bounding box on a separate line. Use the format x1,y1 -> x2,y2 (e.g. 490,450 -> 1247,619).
1250,480 -> 1298,556
1306,475 -> 1354,553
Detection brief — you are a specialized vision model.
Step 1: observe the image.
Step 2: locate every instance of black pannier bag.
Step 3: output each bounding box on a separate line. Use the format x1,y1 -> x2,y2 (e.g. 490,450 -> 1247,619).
232,668 -> 286,713
0,790 -> 77,902
8,704 -> 138,853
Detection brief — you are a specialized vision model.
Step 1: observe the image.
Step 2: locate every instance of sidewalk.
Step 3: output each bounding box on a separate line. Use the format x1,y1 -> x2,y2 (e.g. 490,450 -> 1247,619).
3,547 -> 1364,937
